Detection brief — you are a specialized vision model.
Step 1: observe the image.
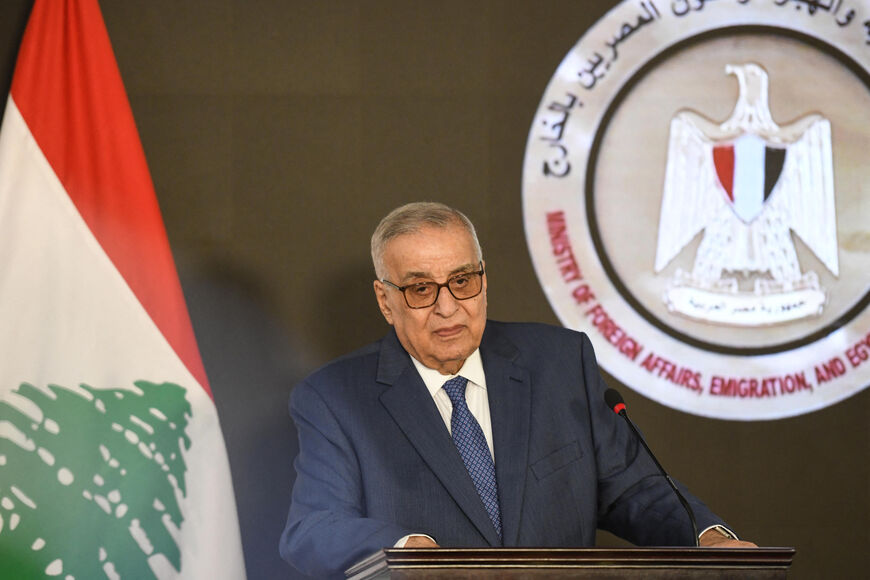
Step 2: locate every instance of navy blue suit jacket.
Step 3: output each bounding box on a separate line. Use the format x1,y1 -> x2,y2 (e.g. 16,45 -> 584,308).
280,321 -> 725,578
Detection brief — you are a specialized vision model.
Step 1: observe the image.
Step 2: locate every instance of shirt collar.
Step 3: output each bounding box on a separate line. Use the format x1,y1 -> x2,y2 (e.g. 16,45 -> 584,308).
410,349 -> 486,396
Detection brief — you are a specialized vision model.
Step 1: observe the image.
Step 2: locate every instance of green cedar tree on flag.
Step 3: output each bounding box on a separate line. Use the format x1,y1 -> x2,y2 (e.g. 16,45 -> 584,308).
0,0 -> 246,578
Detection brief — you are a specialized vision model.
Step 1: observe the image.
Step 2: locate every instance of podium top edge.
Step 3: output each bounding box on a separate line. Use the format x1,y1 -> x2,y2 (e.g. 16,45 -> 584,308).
346,547 -> 796,577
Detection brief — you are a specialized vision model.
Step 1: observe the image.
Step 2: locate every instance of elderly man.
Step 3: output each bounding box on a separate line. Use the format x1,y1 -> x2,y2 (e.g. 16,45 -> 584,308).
280,202 -> 753,578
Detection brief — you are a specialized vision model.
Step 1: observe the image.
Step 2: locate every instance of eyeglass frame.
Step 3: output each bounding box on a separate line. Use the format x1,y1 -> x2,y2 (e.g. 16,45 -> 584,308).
380,262 -> 485,309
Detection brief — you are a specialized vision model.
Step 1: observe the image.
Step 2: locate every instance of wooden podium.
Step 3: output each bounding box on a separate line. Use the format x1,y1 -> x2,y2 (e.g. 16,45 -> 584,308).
346,547 -> 796,579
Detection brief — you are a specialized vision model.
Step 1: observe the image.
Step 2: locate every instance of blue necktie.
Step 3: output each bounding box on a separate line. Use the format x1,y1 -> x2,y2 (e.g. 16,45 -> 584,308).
442,376 -> 502,540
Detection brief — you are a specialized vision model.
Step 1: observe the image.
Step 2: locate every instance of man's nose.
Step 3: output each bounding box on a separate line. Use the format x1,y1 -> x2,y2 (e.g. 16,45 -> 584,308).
432,284 -> 459,314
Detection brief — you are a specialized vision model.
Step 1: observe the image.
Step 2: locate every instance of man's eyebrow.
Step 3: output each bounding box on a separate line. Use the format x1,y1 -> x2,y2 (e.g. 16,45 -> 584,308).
449,263 -> 478,275
400,263 -> 477,283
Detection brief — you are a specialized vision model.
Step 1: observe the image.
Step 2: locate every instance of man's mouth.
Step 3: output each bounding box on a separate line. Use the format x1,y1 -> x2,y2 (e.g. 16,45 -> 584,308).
434,325 -> 464,338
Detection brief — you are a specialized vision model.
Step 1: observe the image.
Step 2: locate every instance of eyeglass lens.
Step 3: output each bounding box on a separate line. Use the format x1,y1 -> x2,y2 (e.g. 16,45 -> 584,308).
405,272 -> 482,307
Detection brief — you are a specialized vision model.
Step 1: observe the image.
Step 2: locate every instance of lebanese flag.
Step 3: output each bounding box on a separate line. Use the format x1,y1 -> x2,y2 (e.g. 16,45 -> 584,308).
0,1 -> 245,578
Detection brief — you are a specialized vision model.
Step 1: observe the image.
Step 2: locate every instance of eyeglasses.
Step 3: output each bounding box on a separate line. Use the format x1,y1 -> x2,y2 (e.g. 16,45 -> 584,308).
381,263 -> 485,309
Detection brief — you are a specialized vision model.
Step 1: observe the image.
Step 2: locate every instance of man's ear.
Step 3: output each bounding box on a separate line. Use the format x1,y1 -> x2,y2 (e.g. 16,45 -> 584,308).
373,280 -> 394,325
481,260 -> 487,292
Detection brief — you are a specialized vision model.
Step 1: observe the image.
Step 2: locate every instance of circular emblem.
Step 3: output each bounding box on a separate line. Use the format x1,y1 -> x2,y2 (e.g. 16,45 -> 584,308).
522,0 -> 870,419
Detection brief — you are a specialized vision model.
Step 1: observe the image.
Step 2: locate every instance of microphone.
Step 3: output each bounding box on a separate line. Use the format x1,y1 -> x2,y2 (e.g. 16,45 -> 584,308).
604,388 -> 699,547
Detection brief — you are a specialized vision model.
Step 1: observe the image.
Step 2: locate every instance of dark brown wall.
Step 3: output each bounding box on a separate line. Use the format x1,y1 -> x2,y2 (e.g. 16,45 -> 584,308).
1,2 -> 867,578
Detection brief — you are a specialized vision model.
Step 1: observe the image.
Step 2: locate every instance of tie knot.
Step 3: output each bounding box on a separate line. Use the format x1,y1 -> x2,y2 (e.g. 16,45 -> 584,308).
442,376 -> 468,405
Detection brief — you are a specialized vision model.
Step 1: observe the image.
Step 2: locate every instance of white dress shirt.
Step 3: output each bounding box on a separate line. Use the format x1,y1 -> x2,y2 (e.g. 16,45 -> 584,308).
410,349 -> 494,460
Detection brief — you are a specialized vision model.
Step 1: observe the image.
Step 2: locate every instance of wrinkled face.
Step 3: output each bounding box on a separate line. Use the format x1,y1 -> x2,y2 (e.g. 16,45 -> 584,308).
373,224 -> 487,375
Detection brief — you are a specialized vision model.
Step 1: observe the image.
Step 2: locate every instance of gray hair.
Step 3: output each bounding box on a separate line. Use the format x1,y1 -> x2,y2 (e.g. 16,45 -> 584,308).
371,202 -> 483,278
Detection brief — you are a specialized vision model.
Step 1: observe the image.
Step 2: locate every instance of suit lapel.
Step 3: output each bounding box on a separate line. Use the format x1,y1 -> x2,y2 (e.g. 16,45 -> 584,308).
376,331 -> 502,545
480,324 -> 531,547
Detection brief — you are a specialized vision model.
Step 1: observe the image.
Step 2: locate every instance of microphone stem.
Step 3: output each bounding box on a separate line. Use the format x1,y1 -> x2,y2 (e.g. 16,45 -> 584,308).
618,411 -> 700,547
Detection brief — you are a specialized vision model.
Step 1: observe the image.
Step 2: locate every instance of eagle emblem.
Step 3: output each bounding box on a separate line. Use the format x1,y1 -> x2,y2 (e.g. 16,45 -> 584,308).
655,63 -> 838,326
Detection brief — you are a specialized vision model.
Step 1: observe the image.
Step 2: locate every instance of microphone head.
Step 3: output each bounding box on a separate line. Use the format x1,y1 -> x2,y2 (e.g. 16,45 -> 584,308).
604,388 -> 626,415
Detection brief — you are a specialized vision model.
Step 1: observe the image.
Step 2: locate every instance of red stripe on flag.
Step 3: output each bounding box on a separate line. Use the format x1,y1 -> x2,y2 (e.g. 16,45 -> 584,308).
712,145 -> 734,201
10,0 -> 210,396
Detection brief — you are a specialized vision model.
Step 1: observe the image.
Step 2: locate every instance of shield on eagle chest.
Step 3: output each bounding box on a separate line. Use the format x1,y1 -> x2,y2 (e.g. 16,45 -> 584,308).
713,133 -> 786,223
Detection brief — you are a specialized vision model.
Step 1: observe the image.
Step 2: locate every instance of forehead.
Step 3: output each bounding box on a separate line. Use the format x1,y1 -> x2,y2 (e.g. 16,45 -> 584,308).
383,224 -> 478,279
